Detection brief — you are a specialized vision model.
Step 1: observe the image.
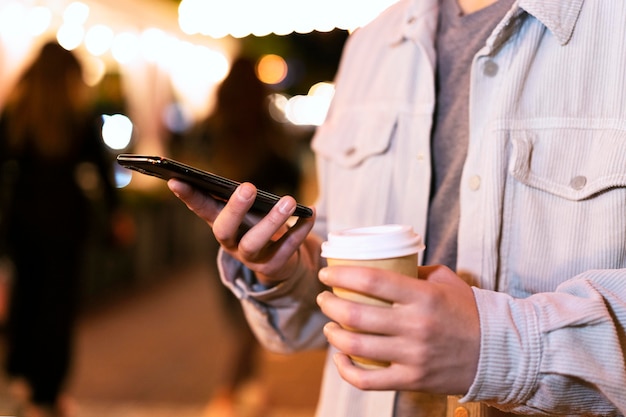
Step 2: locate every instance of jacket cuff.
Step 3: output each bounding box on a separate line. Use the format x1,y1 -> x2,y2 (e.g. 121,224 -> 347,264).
461,288 -> 541,407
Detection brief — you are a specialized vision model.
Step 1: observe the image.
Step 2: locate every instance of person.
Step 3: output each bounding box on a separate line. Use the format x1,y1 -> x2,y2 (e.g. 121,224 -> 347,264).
177,56 -> 302,417
168,0 -> 626,416
0,42 -> 118,417
179,56 -> 301,197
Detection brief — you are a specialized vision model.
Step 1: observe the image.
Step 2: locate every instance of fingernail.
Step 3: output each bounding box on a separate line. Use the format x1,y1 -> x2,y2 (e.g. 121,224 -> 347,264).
238,184 -> 254,200
316,292 -> 323,306
318,268 -> 328,283
278,198 -> 295,215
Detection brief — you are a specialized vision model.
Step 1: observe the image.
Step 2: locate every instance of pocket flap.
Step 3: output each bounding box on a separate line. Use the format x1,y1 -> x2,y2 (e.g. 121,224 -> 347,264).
509,130 -> 626,201
312,106 -> 397,168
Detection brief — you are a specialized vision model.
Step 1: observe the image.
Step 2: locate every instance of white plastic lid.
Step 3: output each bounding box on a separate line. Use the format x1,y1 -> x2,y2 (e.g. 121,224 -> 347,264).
321,224 -> 425,260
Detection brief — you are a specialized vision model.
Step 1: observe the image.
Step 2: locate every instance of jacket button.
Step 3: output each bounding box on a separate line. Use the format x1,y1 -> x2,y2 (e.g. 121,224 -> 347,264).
570,175 -> 587,190
483,60 -> 499,77
468,175 -> 481,191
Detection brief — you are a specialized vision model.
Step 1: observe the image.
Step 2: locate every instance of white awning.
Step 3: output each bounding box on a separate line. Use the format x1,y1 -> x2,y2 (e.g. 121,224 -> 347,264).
177,0 -> 400,38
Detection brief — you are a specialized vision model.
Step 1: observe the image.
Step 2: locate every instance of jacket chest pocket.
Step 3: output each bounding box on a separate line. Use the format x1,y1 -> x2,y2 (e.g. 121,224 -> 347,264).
313,106 -> 397,168
312,106 -> 400,231
502,128 -> 626,296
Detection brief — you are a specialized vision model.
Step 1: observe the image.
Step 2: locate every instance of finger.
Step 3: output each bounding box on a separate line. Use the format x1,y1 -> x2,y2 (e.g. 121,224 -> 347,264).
317,291 -> 395,335
245,195 -> 298,239
332,351 -> 397,391
235,194 -> 300,259
212,183 -> 257,249
332,351 -> 378,390
318,265 -> 425,306
323,321 -> 394,365
319,291 -> 443,367
252,213 -> 317,281
262,211 -> 316,262
168,179 -> 224,225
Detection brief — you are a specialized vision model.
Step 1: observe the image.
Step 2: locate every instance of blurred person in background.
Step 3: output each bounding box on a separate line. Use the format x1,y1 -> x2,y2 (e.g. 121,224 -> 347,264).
179,56 -> 301,197
0,41 -> 118,417
177,56 -> 302,417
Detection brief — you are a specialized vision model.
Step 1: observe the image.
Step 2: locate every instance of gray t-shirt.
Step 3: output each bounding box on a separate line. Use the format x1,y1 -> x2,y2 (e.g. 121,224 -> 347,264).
396,1 -> 514,416
424,0 -> 514,268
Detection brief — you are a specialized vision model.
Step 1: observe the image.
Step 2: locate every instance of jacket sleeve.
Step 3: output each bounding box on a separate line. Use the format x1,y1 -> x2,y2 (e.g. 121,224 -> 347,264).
217,233 -> 330,354
465,269 -> 626,416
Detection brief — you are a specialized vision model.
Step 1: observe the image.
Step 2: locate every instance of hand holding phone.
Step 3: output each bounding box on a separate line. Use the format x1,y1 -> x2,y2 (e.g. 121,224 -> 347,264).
116,154 -> 313,218
166,164 -> 316,286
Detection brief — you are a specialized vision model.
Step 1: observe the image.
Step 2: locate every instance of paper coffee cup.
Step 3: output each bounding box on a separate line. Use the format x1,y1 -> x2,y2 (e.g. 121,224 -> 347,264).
321,224 -> 425,369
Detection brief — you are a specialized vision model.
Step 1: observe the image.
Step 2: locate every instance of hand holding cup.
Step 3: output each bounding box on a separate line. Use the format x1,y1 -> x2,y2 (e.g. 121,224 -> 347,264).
320,224 -> 424,368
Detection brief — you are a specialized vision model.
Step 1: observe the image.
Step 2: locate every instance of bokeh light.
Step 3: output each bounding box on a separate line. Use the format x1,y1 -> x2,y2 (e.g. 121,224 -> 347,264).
139,28 -> 168,63
84,24 -> 114,56
56,23 -> 84,50
285,81 -> 335,126
63,1 -> 90,26
268,93 -> 290,123
0,0 -> 354,158
101,114 -> 133,150
169,44 -> 229,119
27,7 -> 52,36
256,54 -> 288,85
114,164 -> 133,188
111,32 -> 140,64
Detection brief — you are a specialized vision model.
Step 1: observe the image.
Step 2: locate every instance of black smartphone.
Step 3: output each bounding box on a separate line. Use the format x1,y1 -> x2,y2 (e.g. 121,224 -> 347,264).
116,154 -> 313,218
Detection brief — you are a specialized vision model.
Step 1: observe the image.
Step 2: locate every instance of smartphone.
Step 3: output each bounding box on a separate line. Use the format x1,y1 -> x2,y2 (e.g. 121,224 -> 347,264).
116,154 -> 313,218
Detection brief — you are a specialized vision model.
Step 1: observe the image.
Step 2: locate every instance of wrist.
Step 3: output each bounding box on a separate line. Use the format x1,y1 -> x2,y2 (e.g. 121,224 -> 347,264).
255,247 -> 302,288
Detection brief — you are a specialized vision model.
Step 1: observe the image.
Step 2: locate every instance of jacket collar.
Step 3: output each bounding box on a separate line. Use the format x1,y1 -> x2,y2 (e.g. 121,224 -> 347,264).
388,0 -> 438,45
389,0 -> 585,47
518,0 -> 585,45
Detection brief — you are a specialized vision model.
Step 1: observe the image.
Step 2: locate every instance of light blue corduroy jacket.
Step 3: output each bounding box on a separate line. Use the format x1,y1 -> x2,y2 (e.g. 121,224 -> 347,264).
220,0 -> 626,416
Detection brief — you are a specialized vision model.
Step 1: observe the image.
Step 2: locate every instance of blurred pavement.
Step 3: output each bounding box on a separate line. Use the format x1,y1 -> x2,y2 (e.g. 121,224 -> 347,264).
0,261 -> 325,417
